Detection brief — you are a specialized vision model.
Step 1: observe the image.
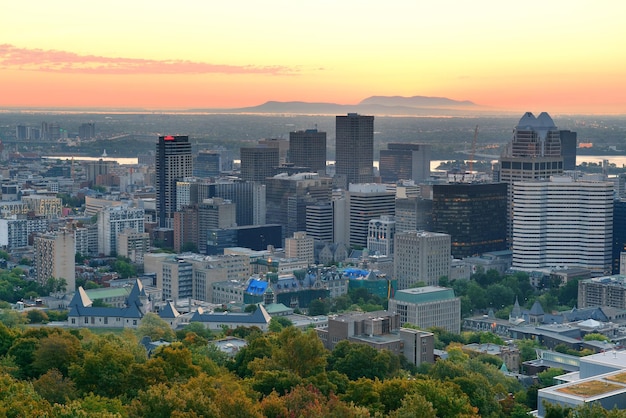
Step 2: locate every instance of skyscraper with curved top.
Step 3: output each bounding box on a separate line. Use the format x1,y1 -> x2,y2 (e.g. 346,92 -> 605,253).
495,112 -> 564,245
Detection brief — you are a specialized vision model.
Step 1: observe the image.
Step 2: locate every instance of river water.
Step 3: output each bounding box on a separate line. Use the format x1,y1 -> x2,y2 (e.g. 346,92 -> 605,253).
43,155 -> 626,171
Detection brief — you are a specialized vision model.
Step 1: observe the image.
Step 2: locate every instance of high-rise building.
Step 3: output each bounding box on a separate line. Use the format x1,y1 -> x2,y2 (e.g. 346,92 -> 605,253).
85,159 -> 114,186
34,229 -> 75,293
78,123 -> 96,140
379,143 -> 431,183
177,179 -> 266,227
97,205 -> 145,256
285,231 -> 315,264
432,182 -> 507,258
289,129 -> 327,174
345,184 -> 395,248
560,130 -> 578,171
173,204 -> 200,253
395,197 -> 433,233
394,230 -> 450,289
367,215 -> 396,256
117,228 -> 150,264
193,150 -> 221,178
495,112 -> 564,244
306,202 -> 334,244
335,113 -> 374,188
613,199 -> 626,274
513,176 -> 613,275
265,173 -> 333,239
156,135 -> 192,227
258,138 -> 289,165
198,198 -> 237,254
240,146 -> 279,182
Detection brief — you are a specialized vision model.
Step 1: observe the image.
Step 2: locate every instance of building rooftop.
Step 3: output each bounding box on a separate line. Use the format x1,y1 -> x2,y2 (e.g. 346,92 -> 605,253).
585,275 -> 626,287
85,286 -> 132,300
392,286 -> 456,304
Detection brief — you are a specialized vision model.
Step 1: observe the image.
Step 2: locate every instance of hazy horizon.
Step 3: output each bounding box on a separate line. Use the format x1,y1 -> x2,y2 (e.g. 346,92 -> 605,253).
2,1 -> 626,114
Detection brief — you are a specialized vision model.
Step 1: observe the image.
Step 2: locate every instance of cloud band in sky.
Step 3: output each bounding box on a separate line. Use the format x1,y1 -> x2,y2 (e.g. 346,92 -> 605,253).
0,44 -> 295,75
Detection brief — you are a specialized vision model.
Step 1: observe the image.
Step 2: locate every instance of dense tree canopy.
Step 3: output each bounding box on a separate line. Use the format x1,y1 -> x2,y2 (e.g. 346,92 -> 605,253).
0,317 -> 619,417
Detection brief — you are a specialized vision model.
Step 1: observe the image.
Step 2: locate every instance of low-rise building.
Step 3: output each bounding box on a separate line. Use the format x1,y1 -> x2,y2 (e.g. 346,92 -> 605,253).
189,304 -> 272,331
388,286 -> 461,333
316,310 -> 435,366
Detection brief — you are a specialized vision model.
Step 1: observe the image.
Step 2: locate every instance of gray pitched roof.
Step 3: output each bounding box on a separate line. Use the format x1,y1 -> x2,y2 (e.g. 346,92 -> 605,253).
68,287 -> 92,308
529,301 -> 545,316
67,281 -> 145,320
190,304 -> 271,325
159,301 -> 180,319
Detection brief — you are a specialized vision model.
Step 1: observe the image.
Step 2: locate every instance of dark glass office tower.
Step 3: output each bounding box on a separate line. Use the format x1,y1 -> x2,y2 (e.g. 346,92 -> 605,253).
289,129 -> 327,173
432,182 -> 507,258
335,113 -> 374,187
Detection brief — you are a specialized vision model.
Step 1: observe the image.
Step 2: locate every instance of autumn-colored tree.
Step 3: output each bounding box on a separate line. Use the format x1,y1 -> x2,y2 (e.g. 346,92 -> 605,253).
390,392 -> 436,418
261,385 -> 369,418
69,336 -> 139,397
128,374 -> 262,418
0,372 -> 52,417
33,368 -> 78,404
149,342 -> 200,383
272,327 -> 327,378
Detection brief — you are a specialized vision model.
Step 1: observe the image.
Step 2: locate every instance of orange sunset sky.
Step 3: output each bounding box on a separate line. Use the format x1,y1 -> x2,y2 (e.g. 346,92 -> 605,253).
1,1 -> 626,114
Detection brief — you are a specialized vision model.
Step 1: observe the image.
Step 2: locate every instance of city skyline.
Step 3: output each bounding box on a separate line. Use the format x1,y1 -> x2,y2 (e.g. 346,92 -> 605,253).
1,1 -> 626,114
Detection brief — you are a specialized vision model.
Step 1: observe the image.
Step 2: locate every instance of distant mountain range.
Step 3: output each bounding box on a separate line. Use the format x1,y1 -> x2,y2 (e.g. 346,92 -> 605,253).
190,95 -> 483,116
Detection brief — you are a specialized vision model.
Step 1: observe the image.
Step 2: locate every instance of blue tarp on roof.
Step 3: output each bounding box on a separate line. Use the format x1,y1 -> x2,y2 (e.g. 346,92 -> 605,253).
246,279 -> 268,295
342,268 -> 369,279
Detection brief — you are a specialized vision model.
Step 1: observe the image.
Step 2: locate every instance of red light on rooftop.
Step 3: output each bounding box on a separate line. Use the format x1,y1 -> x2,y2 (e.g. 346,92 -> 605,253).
164,135 -> 175,141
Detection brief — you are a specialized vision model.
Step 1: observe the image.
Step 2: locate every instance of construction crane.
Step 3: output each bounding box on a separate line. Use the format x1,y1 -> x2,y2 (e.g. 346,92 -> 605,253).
469,125 -> 478,173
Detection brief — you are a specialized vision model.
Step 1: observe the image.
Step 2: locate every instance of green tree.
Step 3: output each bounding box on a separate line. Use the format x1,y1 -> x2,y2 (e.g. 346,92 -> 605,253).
32,331 -> 81,376
342,377 -> 384,414
230,334 -> 273,378
538,368 -> 565,387
69,335 -> 141,397
0,310 -> 27,328
0,322 -> 16,356
583,333 -> 610,342
136,312 -> 175,342
273,327 -> 327,378
328,340 -> 400,380
308,298 -> 329,316
7,337 -> 39,378
112,257 -> 136,279
26,309 -> 49,324
268,316 -> 293,332
413,378 -> 479,418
